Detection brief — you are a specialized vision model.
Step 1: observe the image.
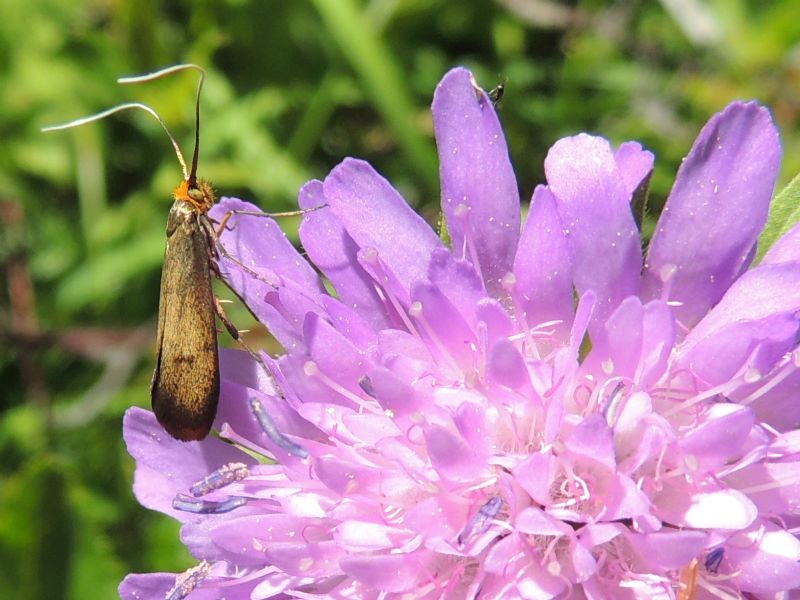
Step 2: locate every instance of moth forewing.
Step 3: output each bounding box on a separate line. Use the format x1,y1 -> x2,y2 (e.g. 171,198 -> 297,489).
151,199 -> 219,441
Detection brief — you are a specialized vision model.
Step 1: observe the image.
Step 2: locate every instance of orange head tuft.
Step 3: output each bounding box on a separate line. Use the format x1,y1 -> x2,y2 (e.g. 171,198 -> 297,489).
173,179 -> 216,213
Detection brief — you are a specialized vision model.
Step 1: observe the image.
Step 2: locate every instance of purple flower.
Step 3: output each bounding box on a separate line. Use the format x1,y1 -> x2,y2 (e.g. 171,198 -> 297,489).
119,68 -> 800,599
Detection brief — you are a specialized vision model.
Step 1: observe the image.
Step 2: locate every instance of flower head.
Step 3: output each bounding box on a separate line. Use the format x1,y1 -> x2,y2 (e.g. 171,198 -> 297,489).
120,68 -> 800,599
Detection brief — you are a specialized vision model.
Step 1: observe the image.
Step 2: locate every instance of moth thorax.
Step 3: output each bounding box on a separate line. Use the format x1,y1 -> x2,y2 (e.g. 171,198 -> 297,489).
174,179 -> 217,213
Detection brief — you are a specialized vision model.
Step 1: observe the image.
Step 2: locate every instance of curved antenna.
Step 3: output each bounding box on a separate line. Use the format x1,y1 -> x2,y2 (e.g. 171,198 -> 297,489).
42,102 -> 189,181
119,64 -> 205,187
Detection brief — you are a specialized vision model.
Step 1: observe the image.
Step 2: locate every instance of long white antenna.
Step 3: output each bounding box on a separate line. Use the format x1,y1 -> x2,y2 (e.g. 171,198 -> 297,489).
42,63 -> 207,183
42,102 -> 189,181
119,64 -> 205,186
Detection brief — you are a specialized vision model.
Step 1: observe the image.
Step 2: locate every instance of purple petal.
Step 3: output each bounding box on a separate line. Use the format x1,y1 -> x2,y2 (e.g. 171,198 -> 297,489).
678,313 -> 798,385
323,158 -> 443,302
304,312 -> 373,397
367,366 -> 426,418
628,530 -> 708,570
486,338 -> 532,392
319,295 -> 379,350
731,369 -> 800,432
513,185 -> 574,339
217,349 -> 322,451
678,262 -> 800,369
544,134 -> 642,330
728,525 -> 800,593
655,482 -> 757,529
315,456 -> 381,496
210,514 -> 322,564
432,67 -> 520,295
565,414 -> 615,468
405,495 -> 468,539
123,408 -> 251,521
476,298 -> 516,345
119,573 -> 174,600
761,219 -> 800,265
679,404 -> 754,470
639,300 -> 675,389
643,102 -> 781,327
410,280 -> 477,371
515,506 -> 572,536
298,180 -> 392,330
591,296 -> 644,381
212,197 -> 326,349
614,141 -> 654,197
427,247 -> 488,330
340,553 -> 428,592
426,425 -> 490,484
513,453 -> 556,505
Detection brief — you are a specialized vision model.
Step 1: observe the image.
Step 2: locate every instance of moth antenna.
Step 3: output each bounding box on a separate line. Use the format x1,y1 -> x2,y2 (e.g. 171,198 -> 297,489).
118,64 -> 205,187
42,102 -> 189,181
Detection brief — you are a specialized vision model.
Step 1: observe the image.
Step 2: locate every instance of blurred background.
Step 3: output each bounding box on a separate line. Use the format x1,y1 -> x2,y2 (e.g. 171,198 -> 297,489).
1,0 -> 799,597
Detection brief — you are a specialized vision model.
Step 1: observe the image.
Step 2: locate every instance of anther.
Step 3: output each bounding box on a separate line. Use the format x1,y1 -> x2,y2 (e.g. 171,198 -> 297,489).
189,462 -> 249,497
249,397 -> 309,458
172,494 -> 247,514
166,561 -> 212,600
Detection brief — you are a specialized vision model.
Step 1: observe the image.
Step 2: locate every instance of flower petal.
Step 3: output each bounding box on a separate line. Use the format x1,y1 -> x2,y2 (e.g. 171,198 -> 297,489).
426,425 -> 490,484
323,158 -> 443,302
628,530 -> 708,570
432,67 -> 520,295
544,134 -> 642,330
761,219 -> 800,265
298,180 -> 392,330
427,247 -> 488,330
728,525 -> 800,593
118,573 -> 174,600
643,102 -> 781,327
614,141 -> 654,198
513,185 -> 574,339
340,553 -> 429,592
123,407 -> 251,520
680,404 -> 754,471
212,197 -> 326,350
678,262 -> 800,370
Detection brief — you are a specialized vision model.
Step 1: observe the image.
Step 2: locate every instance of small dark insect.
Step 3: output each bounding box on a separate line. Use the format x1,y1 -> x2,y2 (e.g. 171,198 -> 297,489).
488,82 -> 505,107
44,64 -> 236,441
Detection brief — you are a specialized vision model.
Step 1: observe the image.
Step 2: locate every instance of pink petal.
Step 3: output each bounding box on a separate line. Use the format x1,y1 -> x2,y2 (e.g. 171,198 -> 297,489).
432,67 -> 520,296
340,553 -> 428,592
323,158 -> 443,302
643,102 -> 781,327
298,179 -> 391,330
513,185 -> 574,339
544,134 -> 642,331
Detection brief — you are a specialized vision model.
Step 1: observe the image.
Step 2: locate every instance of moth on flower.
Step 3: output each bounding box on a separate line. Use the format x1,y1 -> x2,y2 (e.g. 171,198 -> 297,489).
120,67 -> 800,599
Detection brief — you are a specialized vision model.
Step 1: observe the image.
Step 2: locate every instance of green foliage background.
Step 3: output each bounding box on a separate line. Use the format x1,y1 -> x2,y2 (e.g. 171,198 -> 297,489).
1,1 -> 798,597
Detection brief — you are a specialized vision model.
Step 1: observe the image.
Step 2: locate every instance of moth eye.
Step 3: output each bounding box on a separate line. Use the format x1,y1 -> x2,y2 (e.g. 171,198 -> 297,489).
188,187 -> 205,201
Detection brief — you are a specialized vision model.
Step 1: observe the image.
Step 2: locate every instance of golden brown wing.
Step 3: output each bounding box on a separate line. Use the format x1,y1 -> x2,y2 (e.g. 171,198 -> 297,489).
151,204 -> 219,441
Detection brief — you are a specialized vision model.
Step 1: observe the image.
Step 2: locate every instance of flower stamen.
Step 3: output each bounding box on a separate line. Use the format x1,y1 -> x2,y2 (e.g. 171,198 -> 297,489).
189,462 -> 249,497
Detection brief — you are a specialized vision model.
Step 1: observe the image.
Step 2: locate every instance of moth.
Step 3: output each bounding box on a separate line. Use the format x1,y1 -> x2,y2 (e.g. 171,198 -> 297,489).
45,64 -> 235,441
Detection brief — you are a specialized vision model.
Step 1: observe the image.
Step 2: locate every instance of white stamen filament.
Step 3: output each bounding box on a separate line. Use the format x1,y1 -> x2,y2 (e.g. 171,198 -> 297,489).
303,361 -> 382,414
454,203 -> 484,282
739,349 -> 800,406
502,272 -> 539,360
362,247 -> 422,338
737,473 -> 800,495
409,301 -> 463,375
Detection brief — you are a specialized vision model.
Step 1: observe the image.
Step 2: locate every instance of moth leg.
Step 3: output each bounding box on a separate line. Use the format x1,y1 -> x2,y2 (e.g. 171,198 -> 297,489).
214,206 -> 326,237
212,294 -> 267,371
213,295 -> 239,341
210,240 -> 281,290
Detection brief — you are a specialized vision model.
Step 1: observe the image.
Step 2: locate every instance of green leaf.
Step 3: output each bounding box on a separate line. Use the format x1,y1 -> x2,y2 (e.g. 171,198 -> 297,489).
757,172 -> 800,262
